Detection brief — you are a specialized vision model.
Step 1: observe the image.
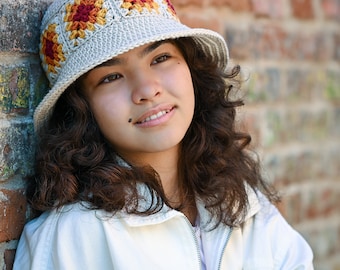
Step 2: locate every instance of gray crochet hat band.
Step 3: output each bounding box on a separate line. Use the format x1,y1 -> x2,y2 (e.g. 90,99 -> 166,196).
35,0 -> 229,132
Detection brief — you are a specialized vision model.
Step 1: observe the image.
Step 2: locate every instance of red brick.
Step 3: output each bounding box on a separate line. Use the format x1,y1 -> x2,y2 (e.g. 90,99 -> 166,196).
284,32 -> 315,60
281,193 -> 303,224
320,188 -> 340,217
209,0 -> 231,5
226,0 -> 252,12
322,0 -> 340,19
305,193 -> 319,219
4,249 -> 15,270
290,0 -> 314,19
249,25 -> 288,59
178,12 -> 223,33
304,187 -> 340,220
0,189 -> 26,242
171,0 -> 203,6
211,0 -> 251,11
251,0 -> 285,18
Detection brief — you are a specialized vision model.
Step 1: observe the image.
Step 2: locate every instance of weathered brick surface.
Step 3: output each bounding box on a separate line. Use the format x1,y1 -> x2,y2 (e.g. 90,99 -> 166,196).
0,0 -> 339,269
227,25 -> 338,62
174,1 -> 340,269
4,249 -> 15,270
0,0 -> 50,53
0,189 -> 26,242
0,0 -> 52,268
0,120 -> 35,180
0,65 -> 30,115
0,59 -> 48,116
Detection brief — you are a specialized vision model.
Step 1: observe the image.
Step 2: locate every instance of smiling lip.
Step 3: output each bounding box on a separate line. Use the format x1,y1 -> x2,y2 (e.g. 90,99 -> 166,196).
135,105 -> 175,126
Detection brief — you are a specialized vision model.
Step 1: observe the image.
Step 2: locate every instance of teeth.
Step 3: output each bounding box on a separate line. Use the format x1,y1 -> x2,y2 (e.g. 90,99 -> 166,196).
141,110 -> 170,123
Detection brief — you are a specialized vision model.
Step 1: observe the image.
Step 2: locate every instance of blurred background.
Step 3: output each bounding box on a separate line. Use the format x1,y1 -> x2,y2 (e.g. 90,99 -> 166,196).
173,0 -> 340,269
0,0 -> 339,269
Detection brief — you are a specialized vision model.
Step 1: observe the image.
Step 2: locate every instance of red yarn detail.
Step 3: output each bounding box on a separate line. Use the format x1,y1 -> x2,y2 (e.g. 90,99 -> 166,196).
73,4 -> 95,22
44,39 -> 56,60
125,0 -> 155,6
164,0 -> 176,14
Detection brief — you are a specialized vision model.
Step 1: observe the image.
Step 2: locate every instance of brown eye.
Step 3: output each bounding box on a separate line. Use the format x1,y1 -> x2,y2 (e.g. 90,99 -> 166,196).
101,73 -> 122,84
152,54 -> 171,65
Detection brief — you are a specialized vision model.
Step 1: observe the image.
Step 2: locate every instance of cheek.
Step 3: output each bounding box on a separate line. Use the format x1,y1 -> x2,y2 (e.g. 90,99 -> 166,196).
167,63 -> 194,92
180,67 -> 195,102
89,93 -> 127,131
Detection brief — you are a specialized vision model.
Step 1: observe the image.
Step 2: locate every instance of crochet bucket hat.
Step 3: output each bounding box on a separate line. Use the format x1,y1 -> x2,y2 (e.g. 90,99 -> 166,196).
35,0 -> 229,132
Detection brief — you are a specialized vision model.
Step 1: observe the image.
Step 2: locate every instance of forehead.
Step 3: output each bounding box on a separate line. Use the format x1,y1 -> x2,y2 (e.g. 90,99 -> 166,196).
96,40 -> 177,68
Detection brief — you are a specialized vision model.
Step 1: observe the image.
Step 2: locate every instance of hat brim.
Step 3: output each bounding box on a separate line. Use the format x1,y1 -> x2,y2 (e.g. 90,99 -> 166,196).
34,16 -> 229,132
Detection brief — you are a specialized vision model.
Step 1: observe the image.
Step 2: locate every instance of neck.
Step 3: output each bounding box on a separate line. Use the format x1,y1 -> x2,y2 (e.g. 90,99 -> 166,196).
120,147 -> 180,200
120,146 -> 197,225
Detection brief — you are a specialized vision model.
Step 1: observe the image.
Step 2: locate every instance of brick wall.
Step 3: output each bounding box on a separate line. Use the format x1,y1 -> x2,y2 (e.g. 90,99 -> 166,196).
0,0 -> 50,269
172,0 -> 340,269
0,0 -> 339,269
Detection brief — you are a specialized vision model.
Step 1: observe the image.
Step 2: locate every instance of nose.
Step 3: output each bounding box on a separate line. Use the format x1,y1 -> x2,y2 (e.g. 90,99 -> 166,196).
131,69 -> 161,104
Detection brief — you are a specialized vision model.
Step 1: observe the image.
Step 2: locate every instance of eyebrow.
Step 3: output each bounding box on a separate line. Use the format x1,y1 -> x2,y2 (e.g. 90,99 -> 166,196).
96,40 -> 169,68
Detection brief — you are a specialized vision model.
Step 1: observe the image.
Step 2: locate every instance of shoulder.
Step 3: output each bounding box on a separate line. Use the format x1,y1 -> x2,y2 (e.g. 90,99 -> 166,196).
242,191 -> 314,269
23,203 -> 105,236
14,203 -> 114,270
28,203 -> 119,244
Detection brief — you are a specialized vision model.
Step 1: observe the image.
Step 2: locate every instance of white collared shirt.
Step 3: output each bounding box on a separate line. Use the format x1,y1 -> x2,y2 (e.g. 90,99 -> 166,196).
14,188 -> 314,270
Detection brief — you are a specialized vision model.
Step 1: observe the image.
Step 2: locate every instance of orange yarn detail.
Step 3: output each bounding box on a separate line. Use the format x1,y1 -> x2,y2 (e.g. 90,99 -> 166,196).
121,0 -> 160,14
64,0 -> 107,44
41,24 -> 65,74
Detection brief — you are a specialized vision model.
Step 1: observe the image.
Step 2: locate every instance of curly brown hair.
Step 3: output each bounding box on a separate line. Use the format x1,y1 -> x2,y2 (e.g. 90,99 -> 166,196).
27,37 -> 278,227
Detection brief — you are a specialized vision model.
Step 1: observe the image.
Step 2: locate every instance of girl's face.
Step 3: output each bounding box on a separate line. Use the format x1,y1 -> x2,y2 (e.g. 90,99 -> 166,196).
82,41 -> 195,162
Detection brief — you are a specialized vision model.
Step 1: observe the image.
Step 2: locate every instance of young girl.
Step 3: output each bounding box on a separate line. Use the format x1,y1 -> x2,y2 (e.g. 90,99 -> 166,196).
14,0 -> 313,269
